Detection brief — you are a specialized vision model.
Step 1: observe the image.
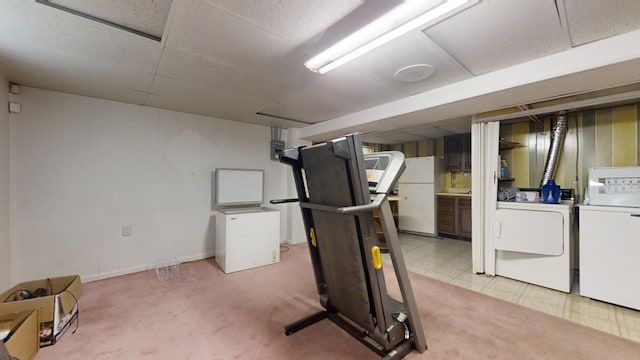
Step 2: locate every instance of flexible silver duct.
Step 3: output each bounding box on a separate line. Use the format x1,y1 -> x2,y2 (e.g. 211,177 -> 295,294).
540,111 -> 568,188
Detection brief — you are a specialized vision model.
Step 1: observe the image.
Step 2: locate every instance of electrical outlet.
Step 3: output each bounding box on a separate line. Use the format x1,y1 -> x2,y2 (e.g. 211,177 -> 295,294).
122,225 -> 132,236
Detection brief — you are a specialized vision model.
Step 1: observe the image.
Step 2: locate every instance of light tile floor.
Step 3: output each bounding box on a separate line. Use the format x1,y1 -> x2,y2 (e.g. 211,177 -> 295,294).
386,233 -> 640,343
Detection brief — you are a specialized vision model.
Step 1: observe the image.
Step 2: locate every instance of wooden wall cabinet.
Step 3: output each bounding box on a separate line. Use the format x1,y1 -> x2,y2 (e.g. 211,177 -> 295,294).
444,133 -> 471,171
437,195 -> 471,240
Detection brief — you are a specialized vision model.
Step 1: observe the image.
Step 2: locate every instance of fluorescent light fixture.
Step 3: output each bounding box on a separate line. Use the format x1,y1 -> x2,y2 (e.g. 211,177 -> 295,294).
305,0 -> 470,74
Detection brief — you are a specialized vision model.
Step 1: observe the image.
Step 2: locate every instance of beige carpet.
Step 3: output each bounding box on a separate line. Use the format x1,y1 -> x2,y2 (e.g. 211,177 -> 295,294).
37,244 -> 640,359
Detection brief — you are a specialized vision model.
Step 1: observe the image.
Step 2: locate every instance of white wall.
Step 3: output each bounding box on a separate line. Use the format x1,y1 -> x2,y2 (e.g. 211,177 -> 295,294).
0,76 -> 10,289
10,87 -> 289,282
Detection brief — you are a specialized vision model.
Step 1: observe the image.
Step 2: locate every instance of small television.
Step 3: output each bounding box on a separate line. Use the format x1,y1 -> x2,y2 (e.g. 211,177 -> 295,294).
214,168 -> 264,207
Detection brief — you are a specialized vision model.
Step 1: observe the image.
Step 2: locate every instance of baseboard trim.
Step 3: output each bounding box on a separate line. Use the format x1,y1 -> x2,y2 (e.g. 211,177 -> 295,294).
82,252 -> 215,283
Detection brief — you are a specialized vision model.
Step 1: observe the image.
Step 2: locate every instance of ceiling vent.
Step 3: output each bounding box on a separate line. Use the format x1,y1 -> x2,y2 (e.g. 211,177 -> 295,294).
394,64 -> 435,83
36,0 -> 172,42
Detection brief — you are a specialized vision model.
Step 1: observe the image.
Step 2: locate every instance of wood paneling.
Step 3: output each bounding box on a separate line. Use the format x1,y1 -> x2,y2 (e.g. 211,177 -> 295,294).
579,111 -> 596,203
554,113 -> 578,190
511,122 -> 530,188
403,142 -> 418,158
595,109 -> 612,166
611,105 -> 637,166
417,139 -> 435,157
436,138 -> 444,158
500,103 -> 639,202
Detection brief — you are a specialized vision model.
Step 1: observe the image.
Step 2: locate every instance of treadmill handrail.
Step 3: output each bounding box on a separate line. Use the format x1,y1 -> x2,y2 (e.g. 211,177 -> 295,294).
270,198 -> 299,204
337,193 -> 386,214
299,194 -> 387,215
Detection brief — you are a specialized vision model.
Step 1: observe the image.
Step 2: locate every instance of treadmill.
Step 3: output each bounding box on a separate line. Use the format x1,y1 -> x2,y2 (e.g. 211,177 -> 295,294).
273,133 -> 427,359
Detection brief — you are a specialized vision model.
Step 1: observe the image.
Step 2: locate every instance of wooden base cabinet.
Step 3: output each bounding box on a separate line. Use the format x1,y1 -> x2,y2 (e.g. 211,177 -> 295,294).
457,198 -> 472,237
437,195 -> 471,240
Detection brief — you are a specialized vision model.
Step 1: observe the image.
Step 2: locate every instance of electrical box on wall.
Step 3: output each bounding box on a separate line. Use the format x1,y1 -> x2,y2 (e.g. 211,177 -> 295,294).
8,102 -> 21,114
9,83 -> 21,95
271,140 -> 285,160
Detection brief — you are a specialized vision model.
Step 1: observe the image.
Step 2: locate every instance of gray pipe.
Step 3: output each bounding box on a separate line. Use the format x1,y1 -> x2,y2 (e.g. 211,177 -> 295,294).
540,111 -> 568,188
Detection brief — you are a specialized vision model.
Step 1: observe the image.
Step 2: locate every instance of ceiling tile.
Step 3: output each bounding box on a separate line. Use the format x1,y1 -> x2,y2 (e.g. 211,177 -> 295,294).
0,29 -> 154,104
156,47 -> 304,103
424,0 -> 571,75
0,2 -> 162,71
346,30 -> 472,95
439,122 -> 472,134
260,68 -> 405,123
564,0 -> 640,46
258,89 -> 351,124
48,0 -> 172,38
165,1 -> 316,86
240,113 -> 310,129
363,130 -> 426,144
147,75 -> 271,122
313,68 -> 407,110
0,60 -> 151,105
206,0 -> 363,45
360,135 -> 394,144
429,116 -> 472,127
403,127 -> 455,139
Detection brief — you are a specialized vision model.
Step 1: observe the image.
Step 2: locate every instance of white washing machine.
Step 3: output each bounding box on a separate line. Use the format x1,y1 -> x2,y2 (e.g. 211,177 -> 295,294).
493,201 -> 574,292
579,166 -> 640,309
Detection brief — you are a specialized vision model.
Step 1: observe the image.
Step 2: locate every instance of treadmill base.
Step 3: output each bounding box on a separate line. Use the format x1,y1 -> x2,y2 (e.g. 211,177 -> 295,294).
284,311 -> 415,360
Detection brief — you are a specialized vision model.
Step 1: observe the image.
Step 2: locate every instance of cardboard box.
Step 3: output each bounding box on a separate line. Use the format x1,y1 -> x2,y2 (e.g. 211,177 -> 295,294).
0,275 -> 82,346
1,309 -> 39,360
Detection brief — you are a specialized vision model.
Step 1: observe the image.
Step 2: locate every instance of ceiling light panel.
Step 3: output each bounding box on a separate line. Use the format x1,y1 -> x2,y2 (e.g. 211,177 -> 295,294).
305,0 -> 477,74
40,0 -> 172,41
305,0 -> 444,72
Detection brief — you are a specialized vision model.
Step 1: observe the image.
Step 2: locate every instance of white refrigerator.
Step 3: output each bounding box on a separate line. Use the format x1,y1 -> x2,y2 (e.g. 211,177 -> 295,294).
397,156 -> 444,236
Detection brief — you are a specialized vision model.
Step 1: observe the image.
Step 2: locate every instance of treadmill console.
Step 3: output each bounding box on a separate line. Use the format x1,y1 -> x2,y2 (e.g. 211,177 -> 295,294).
364,151 -> 405,195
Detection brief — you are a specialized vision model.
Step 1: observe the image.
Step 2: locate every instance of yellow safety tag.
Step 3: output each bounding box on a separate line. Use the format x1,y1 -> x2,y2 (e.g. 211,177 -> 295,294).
309,228 -> 317,247
371,246 -> 382,269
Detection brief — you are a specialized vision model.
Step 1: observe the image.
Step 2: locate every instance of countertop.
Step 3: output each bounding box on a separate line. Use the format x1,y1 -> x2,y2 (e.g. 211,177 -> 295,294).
436,192 -> 472,198
497,200 -> 574,210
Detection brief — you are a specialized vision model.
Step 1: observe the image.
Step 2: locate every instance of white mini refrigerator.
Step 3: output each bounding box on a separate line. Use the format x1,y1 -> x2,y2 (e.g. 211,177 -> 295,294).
397,156 -> 443,236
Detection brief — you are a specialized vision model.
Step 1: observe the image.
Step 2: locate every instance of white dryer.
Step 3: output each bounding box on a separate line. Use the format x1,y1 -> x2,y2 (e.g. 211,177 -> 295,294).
493,201 -> 574,292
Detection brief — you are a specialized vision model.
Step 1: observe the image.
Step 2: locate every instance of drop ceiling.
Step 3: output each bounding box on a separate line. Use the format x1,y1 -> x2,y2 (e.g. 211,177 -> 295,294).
1,0 -> 640,144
